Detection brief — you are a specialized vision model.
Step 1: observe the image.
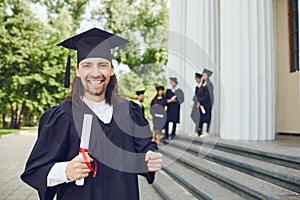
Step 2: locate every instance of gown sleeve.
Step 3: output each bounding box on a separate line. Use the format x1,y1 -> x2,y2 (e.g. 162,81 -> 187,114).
20,106 -> 71,200
198,87 -> 211,107
175,89 -> 184,104
129,102 -> 158,184
165,89 -> 171,100
208,82 -> 214,106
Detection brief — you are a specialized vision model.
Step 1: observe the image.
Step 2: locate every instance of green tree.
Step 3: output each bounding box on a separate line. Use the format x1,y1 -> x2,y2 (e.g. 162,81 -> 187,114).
92,0 -> 169,85
117,71 -> 159,119
0,0 -> 47,128
29,0 -> 89,29
0,0 -> 80,128
92,0 -> 169,119
0,0 -> 169,128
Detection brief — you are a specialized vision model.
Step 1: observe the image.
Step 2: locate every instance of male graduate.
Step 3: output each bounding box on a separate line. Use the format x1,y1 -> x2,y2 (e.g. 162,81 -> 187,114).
191,73 -> 202,134
164,77 -> 184,140
21,28 -> 163,200
135,90 -> 145,116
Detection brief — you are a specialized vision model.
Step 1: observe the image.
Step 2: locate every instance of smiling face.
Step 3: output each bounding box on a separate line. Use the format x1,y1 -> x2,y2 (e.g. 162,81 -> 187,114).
76,57 -> 115,102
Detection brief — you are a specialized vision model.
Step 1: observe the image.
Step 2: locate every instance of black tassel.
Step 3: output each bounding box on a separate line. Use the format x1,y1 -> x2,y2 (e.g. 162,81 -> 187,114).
64,54 -> 71,88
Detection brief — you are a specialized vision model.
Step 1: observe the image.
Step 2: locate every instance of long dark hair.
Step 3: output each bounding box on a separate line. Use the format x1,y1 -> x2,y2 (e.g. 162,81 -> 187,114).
66,72 -> 120,106
151,92 -> 165,106
199,78 -> 210,92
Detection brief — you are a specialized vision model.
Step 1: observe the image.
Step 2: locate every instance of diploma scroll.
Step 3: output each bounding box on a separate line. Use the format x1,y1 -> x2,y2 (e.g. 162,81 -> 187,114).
154,114 -> 164,118
200,106 -> 206,114
170,95 -> 177,100
76,114 -> 93,186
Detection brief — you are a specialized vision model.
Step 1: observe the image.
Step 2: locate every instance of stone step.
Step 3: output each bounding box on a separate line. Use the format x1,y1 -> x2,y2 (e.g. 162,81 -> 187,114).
139,176 -> 163,200
152,170 -> 197,200
161,156 -> 244,200
159,145 -> 300,200
176,135 -> 300,170
168,139 -> 300,193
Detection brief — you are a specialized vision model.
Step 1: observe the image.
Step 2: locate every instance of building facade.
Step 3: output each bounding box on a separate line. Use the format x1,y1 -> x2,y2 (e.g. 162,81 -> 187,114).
167,0 -> 300,140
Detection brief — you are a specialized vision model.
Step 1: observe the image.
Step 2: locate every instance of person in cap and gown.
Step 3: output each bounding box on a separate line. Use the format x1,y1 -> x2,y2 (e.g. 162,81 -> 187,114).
135,90 -> 145,116
164,77 -> 184,140
191,73 -> 202,134
196,69 -> 214,137
150,86 -> 167,145
20,28 -> 163,200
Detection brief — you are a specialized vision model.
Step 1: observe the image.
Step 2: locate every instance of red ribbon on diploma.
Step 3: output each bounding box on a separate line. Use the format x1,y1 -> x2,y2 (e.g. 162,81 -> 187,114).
79,147 -> 98,177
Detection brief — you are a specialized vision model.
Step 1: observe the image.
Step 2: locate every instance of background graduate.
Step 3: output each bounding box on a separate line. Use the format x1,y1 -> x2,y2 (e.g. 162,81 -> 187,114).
135,90 -> 145,116
196,69 -> 214,137
191,73 -> 202,134
150,86 -> 167,145
164,77 -> 184,140
21,28 -> 163,200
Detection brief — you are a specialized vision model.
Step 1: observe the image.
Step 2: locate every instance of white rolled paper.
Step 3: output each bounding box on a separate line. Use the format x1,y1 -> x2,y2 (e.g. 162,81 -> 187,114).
200,106 -> 206,114
76,114 -> 93,186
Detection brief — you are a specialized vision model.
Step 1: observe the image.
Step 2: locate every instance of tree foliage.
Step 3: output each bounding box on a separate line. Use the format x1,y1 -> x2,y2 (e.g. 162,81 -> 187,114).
92,0 -> 169,85
91,0 -> 169,120
0,0 -> 169,127
0,0 -> 78,128
29,0 -> 89,29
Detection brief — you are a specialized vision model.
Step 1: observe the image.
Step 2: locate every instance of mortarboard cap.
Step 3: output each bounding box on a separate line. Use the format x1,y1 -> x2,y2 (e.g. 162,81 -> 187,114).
58,28 -> 129,87
156,86 -> 165,91
136,90 -> 145,96
202,69 -> 213,77
195,73 -> 202,79
169,77 -> 178,84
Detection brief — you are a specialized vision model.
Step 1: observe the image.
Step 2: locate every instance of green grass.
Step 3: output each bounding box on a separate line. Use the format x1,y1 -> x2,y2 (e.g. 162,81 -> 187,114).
0,129 -> 21,135
0,127 -> 38,135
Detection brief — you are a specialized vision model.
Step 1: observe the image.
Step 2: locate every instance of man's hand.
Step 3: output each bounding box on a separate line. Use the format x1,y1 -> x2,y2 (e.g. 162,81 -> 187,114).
65,154 -> 92,181
145,150 -> 163,172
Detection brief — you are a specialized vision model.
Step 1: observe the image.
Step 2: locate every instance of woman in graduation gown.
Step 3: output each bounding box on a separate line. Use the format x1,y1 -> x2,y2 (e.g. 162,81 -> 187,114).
150,86 -> 167,145
20,28 -> 163,200
196,69 -> 214,137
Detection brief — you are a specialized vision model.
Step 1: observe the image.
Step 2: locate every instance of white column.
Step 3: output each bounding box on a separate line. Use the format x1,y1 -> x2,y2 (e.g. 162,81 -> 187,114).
167,0 -> 220,134
220,0 -> 276,140
167,0 -> 189,133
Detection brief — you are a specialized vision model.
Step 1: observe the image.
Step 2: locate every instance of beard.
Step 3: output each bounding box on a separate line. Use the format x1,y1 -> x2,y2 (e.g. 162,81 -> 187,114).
83,74 -> 107,97
86,84 -> 106,96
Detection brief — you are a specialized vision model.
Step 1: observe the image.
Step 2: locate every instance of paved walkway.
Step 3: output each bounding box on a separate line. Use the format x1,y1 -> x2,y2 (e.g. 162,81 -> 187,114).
0,131 -> 162,200
0,132 -> 37,200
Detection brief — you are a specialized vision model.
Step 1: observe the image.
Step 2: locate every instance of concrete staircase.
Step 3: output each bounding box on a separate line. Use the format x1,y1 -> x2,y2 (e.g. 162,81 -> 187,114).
152,135 -> 300,200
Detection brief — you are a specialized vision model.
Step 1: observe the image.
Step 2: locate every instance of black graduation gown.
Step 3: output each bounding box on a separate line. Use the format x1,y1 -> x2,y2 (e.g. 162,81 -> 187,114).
196,82 -> 214,131
136,101 -> 145,116
165,89 -> 184,123
20,99 -> 157,200
150,96 -> 167,131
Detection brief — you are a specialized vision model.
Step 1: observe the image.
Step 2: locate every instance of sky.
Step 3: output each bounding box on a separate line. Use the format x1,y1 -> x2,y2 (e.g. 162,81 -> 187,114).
30,0 -> 104,33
